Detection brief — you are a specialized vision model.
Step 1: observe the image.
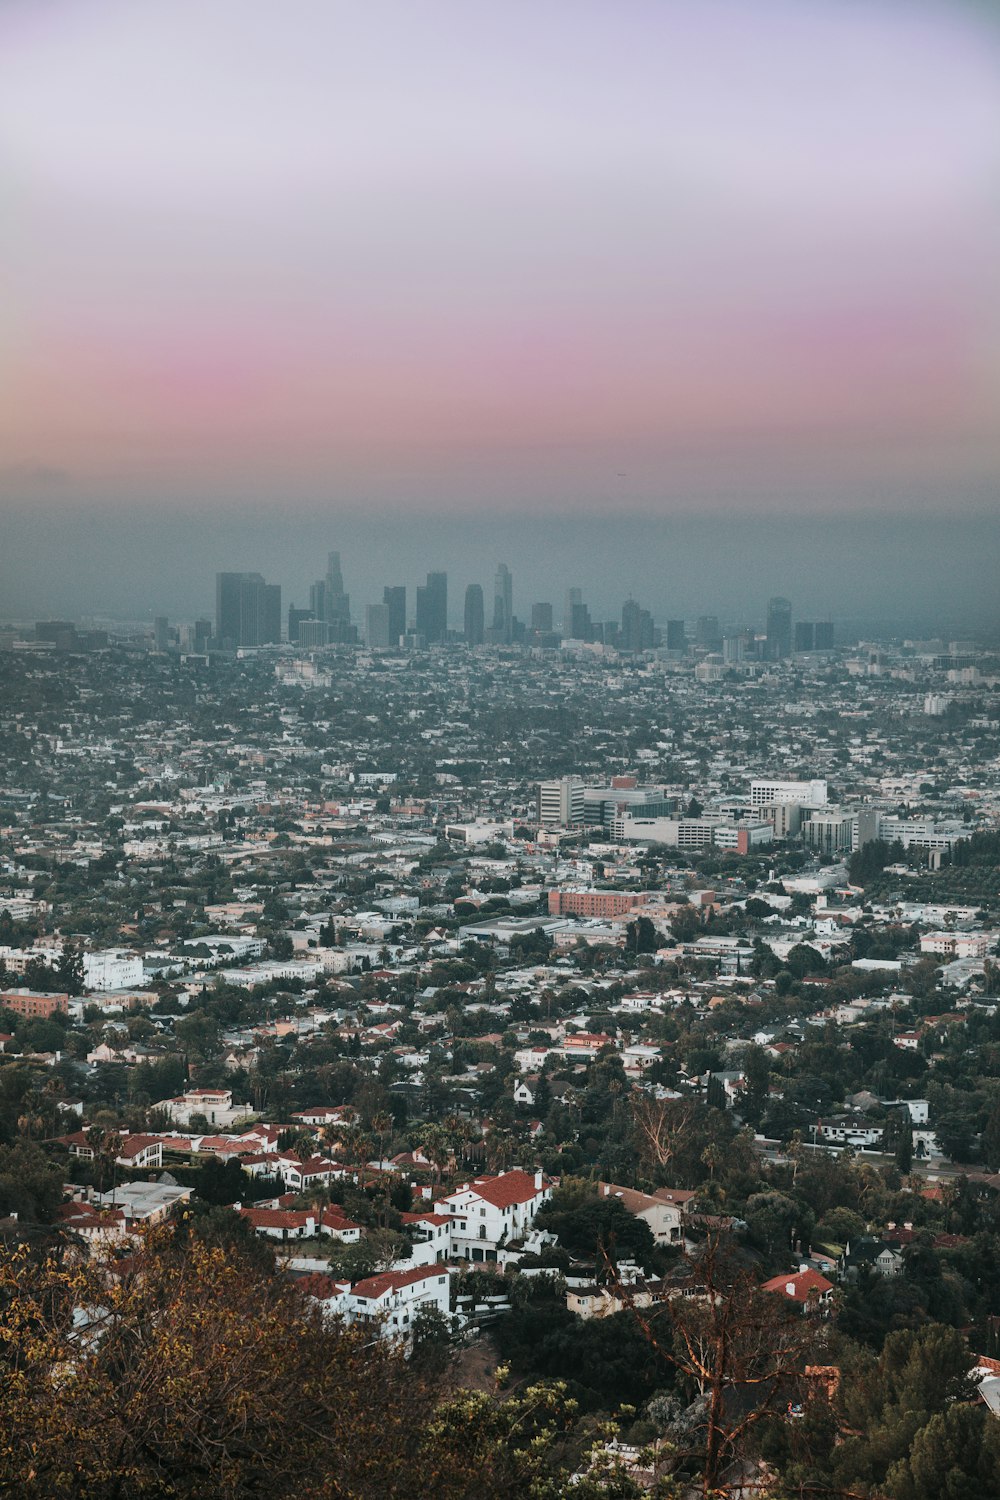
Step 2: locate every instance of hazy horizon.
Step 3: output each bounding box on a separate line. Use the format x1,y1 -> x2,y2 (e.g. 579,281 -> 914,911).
1,502 -> 997,637
3,1 -> 999,632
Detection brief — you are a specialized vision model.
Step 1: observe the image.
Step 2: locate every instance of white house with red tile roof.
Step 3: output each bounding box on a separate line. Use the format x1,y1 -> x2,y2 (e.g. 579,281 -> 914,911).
274,1154 -> 344,1190
434,1169 -> 551,1262
401,1210 -> 452,1264
57,1199 -> 127,1251
761,1268 -> 834,1310
58,1131 -> 162,1171
291,1105 -> 356,1127
597,1182 -> 686,1245
344,1264 -> 453,1340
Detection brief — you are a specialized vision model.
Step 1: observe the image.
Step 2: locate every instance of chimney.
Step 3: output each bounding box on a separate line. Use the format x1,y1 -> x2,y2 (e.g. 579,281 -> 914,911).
534,1170 -> 543,1190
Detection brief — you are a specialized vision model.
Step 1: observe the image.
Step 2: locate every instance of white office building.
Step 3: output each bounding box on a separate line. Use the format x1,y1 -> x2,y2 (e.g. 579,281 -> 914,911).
537,777 -> 585,827
749,779 -> 827,809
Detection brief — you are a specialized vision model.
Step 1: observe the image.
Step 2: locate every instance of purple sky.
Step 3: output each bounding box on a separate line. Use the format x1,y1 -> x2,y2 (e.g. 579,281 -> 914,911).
2,0 -> 999,516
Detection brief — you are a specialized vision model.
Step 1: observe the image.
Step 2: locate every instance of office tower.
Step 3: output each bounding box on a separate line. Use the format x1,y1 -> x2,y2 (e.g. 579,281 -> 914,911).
531,602 -> 553,633
324,551 -> 351,626
537,776 -> 585,826
793,621 -> 814,653
563,587 -> 582,636
366,602 -> 392,649
665,619 -> 686,652
194,619 -> 213,653
288,606 -> 314,644
620,600 -> 654,653
696,615 -> 722,651
217,572 -> 278,649
814,621 -> 834,651
464,584 -> 485,645
766,596 -> 792,660
298,619 -> 330,648
262,583 -> 282,644
493,563 -> 513,644
153,616 -> 169,651
383,586 -> 406,645
216,572 -> 246,648
571,602 -> 593,641
309,578 -> 326,622
722,633 -> 744,664
620,600 -> 640,652
416,570 -> 447,644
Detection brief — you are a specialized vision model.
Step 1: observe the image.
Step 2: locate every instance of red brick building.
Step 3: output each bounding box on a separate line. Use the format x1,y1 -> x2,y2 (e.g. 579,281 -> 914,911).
0,988 -> 69,1019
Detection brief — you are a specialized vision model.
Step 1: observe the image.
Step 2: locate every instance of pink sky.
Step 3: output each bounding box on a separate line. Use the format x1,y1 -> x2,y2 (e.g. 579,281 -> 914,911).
2,0 -> 999,514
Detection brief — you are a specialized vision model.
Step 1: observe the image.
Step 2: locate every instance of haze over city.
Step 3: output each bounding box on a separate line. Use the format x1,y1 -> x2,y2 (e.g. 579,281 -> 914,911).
2,0 -> 999,627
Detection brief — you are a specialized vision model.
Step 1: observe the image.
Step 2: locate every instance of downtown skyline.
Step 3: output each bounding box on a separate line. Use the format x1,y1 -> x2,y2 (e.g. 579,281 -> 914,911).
2,0 -> 999,630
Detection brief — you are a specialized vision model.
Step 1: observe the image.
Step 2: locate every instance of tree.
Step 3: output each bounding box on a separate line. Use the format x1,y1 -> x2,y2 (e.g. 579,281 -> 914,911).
56,942 -> 85,996
0,1232 -> 629,1498
615,1236 -> 823,1498
981,1103 -> 1000,1172
738,1044 -> 770,1129
535,1181 -> 656,1271
834,1323 -> 976,1496
0,1141 -> 64,1225
887,1402 -> 1000,1500
626,916 -> 658,955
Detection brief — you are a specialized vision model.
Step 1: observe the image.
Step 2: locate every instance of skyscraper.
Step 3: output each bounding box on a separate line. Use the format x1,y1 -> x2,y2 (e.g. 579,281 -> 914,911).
665,619 -> 686,652
766,597 -> 792,660
415,571 -> 447,644
531,602 -> 553,633
464,584 -> 484,645
383,586 -> 406,645
216,572 -> 281,649
563,587 -> 582,636
696,615 -> 722,651
621,599 -> 654,652
288,605 -> 314,644
794,621 -> 815,652
365,602 -> 392,649
493,563 -> 513,643
324,551 -> 351,625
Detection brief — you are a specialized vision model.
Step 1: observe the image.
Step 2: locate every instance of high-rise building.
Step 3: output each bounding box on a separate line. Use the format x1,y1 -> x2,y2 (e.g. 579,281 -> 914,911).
288,606 -> 314,644
814,621 -> 834,651
766,597 -> 792,660
696,615 -> 722,651
383,586 -> 406,645
416,571 -> 447,644
365,602 -> 392,649
493,563 -> 513,644
216,573 -> 281,649
324,551 -> 351,625
298,619 -> 330,648
537,776 -> 585,826
563,587 -> 583,636
794,621 -> 815,653
620,599 -> 653,652
153,616 -> 169,651
665,619 -> 686,652
262,584 -> 282,645
531,602 -> 553,633
464,584 -> 484,645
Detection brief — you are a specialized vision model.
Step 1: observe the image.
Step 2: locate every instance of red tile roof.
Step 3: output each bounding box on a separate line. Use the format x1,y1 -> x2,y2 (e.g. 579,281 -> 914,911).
761,1269 -> 833,1303
463,1170 -> 547,1209
350,1264 -> 447,1301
